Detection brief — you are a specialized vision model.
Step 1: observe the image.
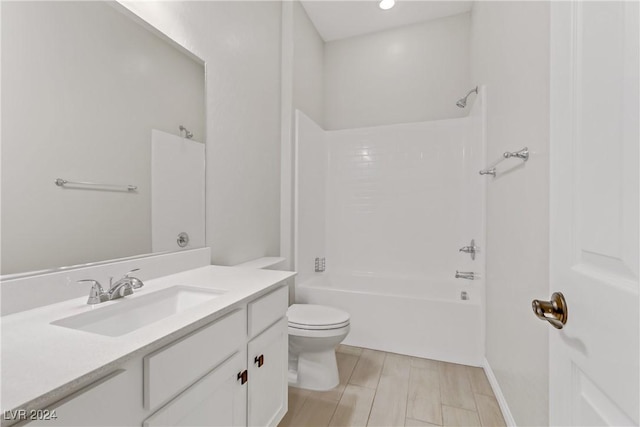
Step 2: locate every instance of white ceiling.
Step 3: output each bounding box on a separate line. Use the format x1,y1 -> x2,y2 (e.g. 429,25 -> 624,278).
300,1 -> 473,42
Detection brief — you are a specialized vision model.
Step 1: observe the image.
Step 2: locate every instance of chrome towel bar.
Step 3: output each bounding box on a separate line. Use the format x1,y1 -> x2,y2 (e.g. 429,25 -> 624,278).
479,147 -> 529,177
54,178 -> 137,192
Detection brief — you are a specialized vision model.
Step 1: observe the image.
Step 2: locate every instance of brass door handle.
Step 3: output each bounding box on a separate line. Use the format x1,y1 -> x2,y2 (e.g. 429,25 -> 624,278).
532,292 -> 568,329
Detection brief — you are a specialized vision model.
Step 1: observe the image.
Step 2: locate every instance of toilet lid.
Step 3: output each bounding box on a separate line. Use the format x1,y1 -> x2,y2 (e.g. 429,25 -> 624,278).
287,304 -> 350,329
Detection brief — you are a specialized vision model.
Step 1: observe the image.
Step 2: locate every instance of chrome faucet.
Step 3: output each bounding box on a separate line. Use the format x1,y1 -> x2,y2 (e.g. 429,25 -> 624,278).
455,271 -> 478,280
108,269 -> 144,300
77,279 -> 109,305
77,269 -> 144,305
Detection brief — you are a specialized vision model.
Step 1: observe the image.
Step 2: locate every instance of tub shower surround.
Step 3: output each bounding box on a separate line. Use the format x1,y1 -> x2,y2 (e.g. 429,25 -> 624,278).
296,274 -> 482,366
294,90 -> 486,365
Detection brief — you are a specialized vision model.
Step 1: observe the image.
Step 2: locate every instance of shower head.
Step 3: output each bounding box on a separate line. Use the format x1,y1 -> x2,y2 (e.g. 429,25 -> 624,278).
456,86 -> 478,108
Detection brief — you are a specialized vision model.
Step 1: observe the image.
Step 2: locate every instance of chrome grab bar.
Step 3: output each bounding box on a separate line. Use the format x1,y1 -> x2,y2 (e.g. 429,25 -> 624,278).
479,147 -> 529,176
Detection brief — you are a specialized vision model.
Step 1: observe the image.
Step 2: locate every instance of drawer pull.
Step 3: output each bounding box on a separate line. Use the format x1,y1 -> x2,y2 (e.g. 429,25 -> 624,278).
237,370 -> 248,385
254,354 -> 264,368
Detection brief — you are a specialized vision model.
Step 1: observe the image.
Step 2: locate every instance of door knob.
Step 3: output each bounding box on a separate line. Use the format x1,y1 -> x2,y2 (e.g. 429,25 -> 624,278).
532,292 -> 568,329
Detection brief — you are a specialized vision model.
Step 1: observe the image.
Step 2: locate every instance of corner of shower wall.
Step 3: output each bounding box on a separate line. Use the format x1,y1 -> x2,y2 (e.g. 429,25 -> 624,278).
293,109 -> 328,285
461,85 -> 488,359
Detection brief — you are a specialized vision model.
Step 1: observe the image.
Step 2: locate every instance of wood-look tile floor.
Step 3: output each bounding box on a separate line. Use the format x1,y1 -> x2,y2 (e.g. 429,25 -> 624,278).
278,345 -> 506,427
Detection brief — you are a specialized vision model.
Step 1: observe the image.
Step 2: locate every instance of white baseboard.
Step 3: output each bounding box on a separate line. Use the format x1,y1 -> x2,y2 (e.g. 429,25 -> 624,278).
482,358 -> 517,427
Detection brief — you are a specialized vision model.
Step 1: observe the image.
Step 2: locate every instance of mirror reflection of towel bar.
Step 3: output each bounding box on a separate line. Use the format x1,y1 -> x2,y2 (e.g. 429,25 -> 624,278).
54,178 -> 137,192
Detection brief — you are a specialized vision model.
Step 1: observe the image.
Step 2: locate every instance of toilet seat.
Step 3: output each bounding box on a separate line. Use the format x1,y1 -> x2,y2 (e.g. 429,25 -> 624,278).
287,304 -> 350,331
288,320 -> 350,330
288,323 -> 350,338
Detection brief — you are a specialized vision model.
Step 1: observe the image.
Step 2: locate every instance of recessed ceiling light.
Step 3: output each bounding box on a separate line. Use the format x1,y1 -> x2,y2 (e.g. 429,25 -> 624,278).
379,0 -> 395,10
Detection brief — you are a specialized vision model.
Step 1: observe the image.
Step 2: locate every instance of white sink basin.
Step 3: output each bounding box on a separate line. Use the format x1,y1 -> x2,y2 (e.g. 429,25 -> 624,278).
51,286 -> 225,337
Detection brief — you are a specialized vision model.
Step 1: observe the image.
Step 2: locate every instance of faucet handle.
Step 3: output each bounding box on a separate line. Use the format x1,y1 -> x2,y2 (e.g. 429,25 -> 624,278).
124,268 -> 144,289
124,268 -> 140,277
77,279 -> 108,305
110,268 -> 141,288
458,239 -> 479,260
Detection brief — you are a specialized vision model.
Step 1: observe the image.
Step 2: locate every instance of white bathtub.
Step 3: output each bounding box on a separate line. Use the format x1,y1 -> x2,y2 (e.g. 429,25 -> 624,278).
295,274 -> 484,366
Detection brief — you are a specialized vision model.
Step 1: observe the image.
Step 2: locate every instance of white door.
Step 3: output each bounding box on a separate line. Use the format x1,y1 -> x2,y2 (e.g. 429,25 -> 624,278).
549,1 -> 639,425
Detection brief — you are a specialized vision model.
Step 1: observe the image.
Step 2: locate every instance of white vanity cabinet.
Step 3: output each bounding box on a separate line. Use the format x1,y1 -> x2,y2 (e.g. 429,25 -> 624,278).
143,309 -> 247,411
23,284 -> 290,427
143,284 -> 289,427
143,351 -> 248,427
247,317 -> 288,427
28,369 -> 139,427
245,285 -> 289,427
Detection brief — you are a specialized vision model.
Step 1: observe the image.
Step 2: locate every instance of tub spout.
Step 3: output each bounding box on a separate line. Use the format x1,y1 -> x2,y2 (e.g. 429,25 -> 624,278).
455,271 -> 478,280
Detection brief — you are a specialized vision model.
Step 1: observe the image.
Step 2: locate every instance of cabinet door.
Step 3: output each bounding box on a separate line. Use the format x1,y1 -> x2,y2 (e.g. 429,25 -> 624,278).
143,351 -> 247,427
28,370 -> 137,427
247,317 -> 288,427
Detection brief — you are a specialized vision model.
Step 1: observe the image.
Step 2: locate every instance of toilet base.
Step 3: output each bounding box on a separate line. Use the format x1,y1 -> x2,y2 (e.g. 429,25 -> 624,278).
289,349 -> 339,391
288,323 -> 350,391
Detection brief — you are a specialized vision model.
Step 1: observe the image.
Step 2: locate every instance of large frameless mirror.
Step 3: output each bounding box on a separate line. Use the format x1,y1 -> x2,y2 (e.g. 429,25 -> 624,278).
1,1 -> 206,277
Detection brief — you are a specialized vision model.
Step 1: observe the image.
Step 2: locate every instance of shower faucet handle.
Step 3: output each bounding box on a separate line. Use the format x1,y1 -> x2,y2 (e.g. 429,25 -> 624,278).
458,239 -> 479,260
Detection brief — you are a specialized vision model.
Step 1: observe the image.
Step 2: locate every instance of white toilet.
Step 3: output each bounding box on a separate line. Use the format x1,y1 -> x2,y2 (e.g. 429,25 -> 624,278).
287,304 -> 350,391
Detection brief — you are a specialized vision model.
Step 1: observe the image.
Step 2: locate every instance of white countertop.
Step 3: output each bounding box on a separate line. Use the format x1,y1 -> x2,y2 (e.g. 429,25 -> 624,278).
0,265 -> 295,414
233,257 -> 286,270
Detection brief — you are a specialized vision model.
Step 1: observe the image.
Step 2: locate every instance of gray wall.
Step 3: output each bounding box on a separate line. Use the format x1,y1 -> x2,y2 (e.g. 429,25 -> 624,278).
293,1 -> 325,127
121,1 -> 283,266
323,13 -> 471,130
470,2 -> 551,425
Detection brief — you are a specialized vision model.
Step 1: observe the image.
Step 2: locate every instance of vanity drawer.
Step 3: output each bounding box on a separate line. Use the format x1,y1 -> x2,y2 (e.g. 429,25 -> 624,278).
144,309 -> 246,411
248,285 -> 288,338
